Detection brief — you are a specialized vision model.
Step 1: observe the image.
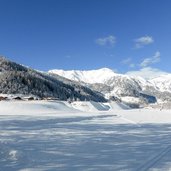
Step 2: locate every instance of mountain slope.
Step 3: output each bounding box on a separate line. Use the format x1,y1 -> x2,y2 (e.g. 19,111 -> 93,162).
0,57 -> 106,102
49,68 -> 171,104
49,68 -> 117,84
149,74 -> 171,92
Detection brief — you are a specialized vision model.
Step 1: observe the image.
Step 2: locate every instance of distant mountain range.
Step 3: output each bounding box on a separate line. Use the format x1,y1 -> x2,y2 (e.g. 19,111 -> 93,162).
49,68 -> 171,93
1,56 -> 171,108
49,68 -> 171,107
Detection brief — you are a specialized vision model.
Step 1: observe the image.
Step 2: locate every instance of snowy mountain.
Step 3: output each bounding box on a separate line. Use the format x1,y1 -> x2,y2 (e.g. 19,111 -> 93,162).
49,68 -> 145,95
0,57 -> 106,102
49,68 -> 117,84
49,68 -> 142,98
49,68 -> 171,105
149,74 -> 171,92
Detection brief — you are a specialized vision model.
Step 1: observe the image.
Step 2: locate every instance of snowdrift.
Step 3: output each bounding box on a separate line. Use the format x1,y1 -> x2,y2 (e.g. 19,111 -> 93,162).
0,101 -> 78,116
70,101 -> 129,112
71,101 -> 110,112
109,101 -> 130,110
0,100 -> 131,116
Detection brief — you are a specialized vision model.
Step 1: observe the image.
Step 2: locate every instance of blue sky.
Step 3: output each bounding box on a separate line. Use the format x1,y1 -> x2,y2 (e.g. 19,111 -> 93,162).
0,0 -> 171,74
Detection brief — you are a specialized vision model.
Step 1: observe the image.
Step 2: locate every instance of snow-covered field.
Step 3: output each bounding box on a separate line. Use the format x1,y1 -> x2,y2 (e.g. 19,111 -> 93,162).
1,101 -> 171,171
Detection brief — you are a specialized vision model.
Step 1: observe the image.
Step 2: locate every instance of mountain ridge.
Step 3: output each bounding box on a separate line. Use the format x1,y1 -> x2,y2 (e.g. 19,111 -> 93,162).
0,57 -> 106,102
49,67 -> 171,93
49,68 -> 118,84
48,68 -> 171,105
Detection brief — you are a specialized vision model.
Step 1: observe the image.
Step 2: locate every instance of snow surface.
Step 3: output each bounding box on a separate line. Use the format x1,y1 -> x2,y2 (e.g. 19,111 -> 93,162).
1,101 -> 171,170
71,101 -> 110,112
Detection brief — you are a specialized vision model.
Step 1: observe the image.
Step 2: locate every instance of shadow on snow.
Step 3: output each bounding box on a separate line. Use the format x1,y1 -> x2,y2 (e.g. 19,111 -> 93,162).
1,115 -> 171,171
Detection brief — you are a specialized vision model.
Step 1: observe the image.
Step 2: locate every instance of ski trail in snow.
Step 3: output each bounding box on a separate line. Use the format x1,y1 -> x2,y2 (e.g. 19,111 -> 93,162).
117,114 -> 142,127
136,145 -> 171,171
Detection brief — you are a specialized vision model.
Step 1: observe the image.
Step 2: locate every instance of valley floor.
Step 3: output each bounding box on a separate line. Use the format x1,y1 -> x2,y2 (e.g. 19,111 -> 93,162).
0,101 -> 171,171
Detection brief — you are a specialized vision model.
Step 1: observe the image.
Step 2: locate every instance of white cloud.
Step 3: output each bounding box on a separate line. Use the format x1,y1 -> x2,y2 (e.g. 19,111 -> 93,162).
134,36 -> 154,48
121,58 -> 135,68
140,51 -> 160,67
95,35 -> 116,46
126,67 -> 168,80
